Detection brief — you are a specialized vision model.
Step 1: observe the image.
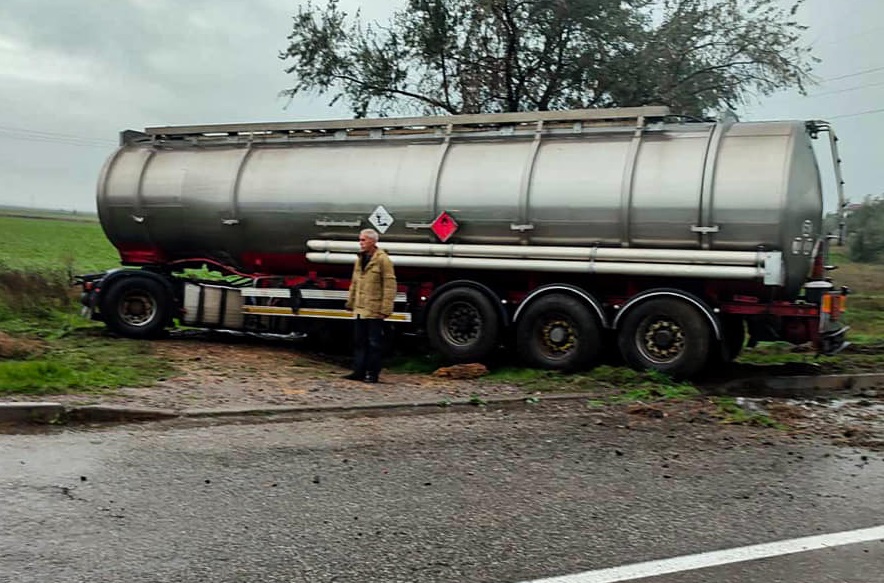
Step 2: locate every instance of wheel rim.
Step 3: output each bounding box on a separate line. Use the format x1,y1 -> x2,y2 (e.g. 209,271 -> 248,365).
117,290 -> 157,328
538,316 -> 577,360
637,316 -> 685,364
440,301 -> 482,346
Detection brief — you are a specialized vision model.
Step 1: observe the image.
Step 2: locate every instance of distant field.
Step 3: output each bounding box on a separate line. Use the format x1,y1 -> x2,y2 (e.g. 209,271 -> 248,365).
829,248 -> 884,294
826,248 -> 883,340
0,215 -> 119,273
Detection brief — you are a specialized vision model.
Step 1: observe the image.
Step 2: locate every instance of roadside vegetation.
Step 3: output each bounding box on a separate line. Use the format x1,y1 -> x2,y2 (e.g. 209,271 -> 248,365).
1,212 -> 882,428
735,247 -> 884,373
0,212 -> 173,394
0,214 -> 115,273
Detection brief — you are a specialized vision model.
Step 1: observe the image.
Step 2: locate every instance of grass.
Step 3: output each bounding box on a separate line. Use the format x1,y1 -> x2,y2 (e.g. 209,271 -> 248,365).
0,206 -> 98,221
480,364 -> 661,391
825,248 -> 884,339
0,215 -> 119,273
829,248 -> 884,294
609,382 -> 700,403
0,333 -> 174,395
734,340 -> 884,373
0,279 -> 175,394
838,295 -> 884,338
712,397 -> 785,429
827,248 -> 883,329
386,352 -> 446,374
0,214 -> 172,394
0,316 -> 174,395
480,364 -> 700,404
735,247 -> 884,370
736,342 -> 834,365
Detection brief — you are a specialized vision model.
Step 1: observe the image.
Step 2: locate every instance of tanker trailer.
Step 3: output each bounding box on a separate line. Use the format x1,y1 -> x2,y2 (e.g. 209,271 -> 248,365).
78,106 -> 849,378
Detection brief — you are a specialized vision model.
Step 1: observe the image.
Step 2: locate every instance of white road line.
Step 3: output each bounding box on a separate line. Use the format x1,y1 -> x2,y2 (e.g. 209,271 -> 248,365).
523,525 -> 884,583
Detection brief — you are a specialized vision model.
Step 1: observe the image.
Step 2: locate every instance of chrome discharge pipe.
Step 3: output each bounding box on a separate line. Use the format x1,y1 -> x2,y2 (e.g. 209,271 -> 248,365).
306,241 -> 779,282
307,240 -> 766,265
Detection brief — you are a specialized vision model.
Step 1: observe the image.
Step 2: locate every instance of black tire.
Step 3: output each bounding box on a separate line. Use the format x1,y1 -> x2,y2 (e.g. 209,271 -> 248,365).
715,315 -> 746,363
516,294 -> 601,372
426,286 -> 501,363
101,276 -> 172,339
617,298 -> 711,378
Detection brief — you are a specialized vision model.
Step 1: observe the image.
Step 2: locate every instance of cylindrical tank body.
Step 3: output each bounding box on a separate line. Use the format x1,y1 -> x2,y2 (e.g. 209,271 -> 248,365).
98,112 -> 824,297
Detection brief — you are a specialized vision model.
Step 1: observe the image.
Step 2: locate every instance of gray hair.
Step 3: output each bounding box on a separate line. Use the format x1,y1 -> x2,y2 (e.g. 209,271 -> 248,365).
360,228 -> 380,242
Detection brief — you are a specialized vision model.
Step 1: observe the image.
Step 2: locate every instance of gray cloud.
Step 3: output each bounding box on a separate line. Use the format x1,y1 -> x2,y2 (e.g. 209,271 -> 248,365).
0,0 -> 351,211
742,0 -> 884,207
0,0 -> 881,213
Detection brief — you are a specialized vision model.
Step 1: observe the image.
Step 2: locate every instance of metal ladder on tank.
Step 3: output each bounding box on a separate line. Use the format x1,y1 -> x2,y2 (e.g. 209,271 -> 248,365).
130,106 -> 674,146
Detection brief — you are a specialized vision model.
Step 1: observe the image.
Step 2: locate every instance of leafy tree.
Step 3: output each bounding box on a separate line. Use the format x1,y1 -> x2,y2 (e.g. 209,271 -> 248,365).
280,0 -> 815,117
846,196 -> 884,263
822,211 -> 841,240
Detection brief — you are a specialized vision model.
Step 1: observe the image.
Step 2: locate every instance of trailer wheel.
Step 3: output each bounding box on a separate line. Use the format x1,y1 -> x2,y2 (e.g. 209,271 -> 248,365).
101,276 -> 171,339
427,287 -> 500,363
618,298 -> 710,378
717,315 -> 746,363
516,294 -> 601,372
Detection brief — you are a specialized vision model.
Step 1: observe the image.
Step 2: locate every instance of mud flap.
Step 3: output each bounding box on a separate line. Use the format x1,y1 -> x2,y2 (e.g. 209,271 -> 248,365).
819,325 -> 850,356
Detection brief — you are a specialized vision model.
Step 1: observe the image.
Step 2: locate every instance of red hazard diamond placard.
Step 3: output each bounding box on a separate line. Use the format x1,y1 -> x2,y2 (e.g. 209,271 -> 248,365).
430,211 -> 458,243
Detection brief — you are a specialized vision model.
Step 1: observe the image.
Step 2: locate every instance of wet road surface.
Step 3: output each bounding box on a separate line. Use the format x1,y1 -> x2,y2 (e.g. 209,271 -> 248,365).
1,403 -> 882,582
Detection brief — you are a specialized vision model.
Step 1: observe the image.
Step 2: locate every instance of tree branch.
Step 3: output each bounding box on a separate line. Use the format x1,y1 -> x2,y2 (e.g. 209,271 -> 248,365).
335,72 -> 459,114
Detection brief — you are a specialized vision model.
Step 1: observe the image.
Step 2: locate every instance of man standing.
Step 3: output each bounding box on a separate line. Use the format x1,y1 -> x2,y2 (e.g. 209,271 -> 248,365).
344,228 -> 397,383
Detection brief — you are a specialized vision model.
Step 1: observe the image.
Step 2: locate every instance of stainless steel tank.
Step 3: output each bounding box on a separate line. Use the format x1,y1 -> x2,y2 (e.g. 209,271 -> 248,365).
97,107 -> 825,297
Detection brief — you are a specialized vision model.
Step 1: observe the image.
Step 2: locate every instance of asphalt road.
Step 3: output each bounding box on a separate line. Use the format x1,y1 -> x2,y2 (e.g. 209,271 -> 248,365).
1,403 -> 882,583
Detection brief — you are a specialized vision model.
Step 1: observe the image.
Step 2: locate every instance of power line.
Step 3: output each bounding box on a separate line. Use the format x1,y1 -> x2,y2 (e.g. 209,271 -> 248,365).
0,125 -> 116,148
805,79 -> 884,98
823,66 -> 884,83
0,133 -> 113,149
0,127 -> 115,146
828,107 -> 884,120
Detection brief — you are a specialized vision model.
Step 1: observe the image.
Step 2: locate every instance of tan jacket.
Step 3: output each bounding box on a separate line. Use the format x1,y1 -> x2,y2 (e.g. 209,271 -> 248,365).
346,248 -> 396,319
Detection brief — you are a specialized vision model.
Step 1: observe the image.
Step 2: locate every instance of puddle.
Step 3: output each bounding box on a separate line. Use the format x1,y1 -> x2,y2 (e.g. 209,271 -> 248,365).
734,396 -> 884,449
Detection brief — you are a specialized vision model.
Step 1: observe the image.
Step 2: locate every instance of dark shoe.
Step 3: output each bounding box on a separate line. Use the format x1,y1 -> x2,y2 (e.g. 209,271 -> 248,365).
364,374 -> 379,384
342,372 -> 364,381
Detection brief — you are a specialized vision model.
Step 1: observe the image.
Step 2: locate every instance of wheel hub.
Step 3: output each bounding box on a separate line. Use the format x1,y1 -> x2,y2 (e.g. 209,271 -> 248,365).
549,326 -> 567,344
119,292 -> 156,326
652,329 -> 674,349
126,300 -> 147,317
642,319 -> 685,361
541,319 -> 575,356
443,303 -> 481,345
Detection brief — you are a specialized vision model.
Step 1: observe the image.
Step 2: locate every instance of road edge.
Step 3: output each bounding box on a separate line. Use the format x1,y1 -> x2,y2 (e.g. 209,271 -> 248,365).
1,372 -> 882,428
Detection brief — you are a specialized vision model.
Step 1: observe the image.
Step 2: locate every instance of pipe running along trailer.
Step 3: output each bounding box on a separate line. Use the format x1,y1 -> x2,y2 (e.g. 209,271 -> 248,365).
77,106 -> 849,378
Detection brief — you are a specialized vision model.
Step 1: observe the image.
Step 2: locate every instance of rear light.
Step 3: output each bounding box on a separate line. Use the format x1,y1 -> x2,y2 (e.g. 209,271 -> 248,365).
834,294 -> 847,320
821,293 -> 847,319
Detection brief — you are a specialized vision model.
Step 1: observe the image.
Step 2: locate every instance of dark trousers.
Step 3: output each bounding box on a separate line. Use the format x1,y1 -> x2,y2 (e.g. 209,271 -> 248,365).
352,316 -> 385,379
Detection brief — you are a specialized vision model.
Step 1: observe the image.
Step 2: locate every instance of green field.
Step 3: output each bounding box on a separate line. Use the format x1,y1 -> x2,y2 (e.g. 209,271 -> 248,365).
819,248 -> 884,341
0,215 -> 120,273
0,213 -> 160,393
0,213 -> 882,396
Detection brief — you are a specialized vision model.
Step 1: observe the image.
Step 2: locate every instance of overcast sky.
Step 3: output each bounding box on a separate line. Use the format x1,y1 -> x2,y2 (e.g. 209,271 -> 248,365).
0,0 -> 881,213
